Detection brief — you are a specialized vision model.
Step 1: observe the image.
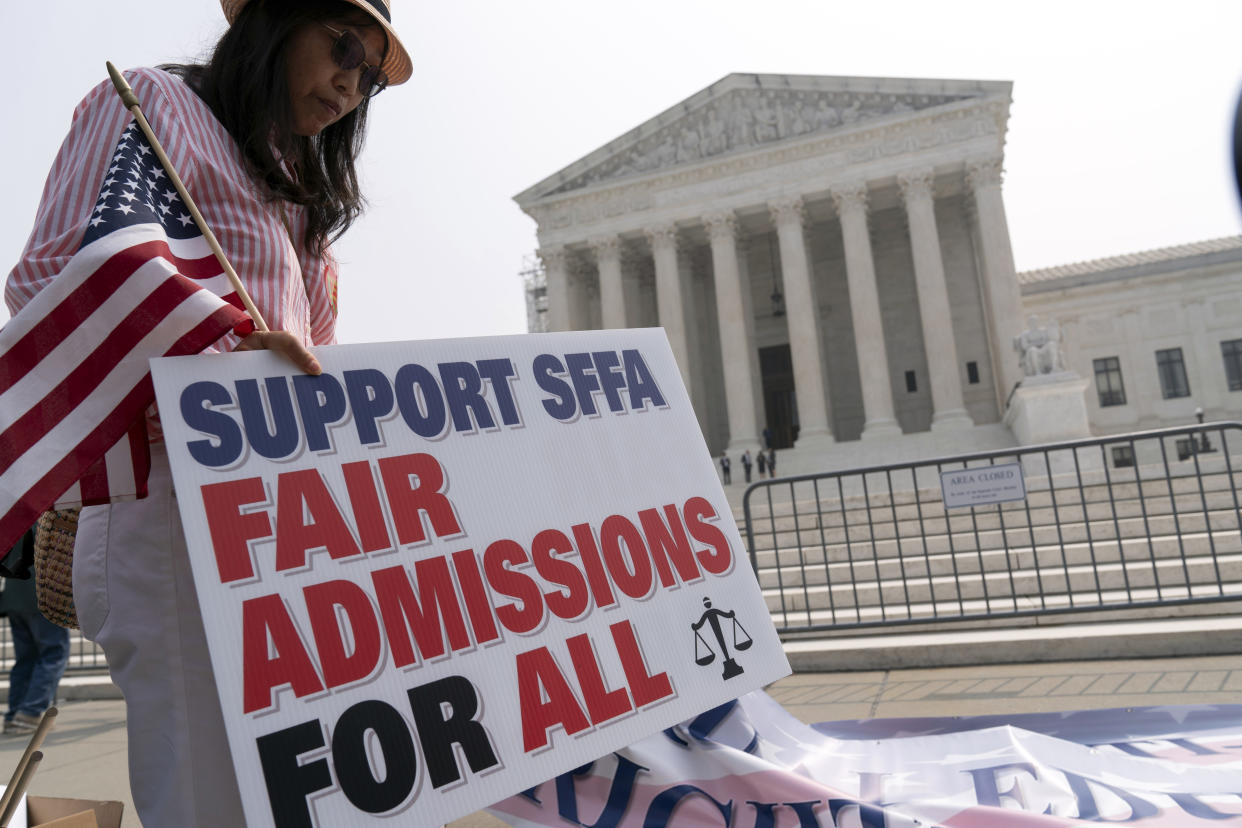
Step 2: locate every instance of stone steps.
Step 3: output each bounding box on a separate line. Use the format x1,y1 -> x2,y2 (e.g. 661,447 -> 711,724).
769,584 -> 1242,631
780,615 -> 1242,671
750,516 -> 1241,554
735,453 -> 1242,662
745,528 -> 1242,573
743,463 -> 1242,509
734,443 -> 1242,668
760,552 -> 1242,615
747,491 -> 1241,539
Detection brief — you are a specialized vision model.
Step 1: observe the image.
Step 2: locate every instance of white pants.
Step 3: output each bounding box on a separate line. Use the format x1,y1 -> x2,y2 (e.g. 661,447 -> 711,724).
74,446 -> 246,826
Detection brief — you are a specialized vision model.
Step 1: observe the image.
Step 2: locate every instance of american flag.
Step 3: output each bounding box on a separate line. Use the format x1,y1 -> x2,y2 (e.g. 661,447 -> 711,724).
0,120 -> 253,552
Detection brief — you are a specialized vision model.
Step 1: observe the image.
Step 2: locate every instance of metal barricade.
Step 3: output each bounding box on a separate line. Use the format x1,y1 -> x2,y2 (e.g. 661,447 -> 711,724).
0,613 -> 107,676
743,423 -> 1242,635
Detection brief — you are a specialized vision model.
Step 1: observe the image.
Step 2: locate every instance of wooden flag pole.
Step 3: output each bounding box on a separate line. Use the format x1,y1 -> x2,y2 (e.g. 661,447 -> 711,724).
105,62 -> 270,333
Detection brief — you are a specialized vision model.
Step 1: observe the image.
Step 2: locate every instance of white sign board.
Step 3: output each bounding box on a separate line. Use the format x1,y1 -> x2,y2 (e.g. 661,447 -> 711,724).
940,462 -> 1026,509
150,329 -> 790,828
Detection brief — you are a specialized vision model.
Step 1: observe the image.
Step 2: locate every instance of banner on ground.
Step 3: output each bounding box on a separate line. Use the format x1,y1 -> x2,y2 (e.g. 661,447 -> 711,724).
150,329 -> 790,828
491,694 -> 1242,826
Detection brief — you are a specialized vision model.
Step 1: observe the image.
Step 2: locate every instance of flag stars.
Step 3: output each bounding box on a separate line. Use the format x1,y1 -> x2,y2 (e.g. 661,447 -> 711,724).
82,127 -> 201,245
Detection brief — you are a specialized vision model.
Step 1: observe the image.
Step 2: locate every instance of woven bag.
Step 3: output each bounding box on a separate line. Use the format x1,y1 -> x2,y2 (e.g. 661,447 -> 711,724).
34,508 -> 79,629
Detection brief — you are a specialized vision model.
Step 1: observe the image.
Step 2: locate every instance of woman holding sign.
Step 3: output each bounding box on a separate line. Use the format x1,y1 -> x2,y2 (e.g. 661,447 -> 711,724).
4,0 -> 411,823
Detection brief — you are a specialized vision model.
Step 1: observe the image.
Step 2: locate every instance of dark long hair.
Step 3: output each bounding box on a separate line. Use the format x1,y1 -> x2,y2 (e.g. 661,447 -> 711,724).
165,0 -> 385,254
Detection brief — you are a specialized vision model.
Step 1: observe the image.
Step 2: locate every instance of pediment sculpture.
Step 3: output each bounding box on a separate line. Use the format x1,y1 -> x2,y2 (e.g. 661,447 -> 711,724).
548,88 -> 971,195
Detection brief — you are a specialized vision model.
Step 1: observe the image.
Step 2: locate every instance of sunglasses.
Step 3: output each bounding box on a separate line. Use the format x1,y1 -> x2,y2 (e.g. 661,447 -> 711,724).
320,23 -> 389,98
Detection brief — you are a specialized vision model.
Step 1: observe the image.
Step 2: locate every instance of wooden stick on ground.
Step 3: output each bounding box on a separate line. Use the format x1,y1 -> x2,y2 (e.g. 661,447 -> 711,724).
0,705 -> 56,827
0,750 -> 42,828
0,707 -> 56,823
105,61 -> 270,333
0,749 -> 42,828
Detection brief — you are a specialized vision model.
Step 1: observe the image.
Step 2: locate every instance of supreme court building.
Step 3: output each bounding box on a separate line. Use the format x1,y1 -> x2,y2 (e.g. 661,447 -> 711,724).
515,73 -> 1242,473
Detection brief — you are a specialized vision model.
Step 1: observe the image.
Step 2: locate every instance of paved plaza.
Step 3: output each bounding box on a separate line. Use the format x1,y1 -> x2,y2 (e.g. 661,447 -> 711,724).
1,654 -> 1239,826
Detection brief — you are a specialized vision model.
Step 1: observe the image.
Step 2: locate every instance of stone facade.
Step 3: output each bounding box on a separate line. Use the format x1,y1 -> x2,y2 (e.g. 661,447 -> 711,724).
515,73 -> 1242,472
1020,237 -> 1242,436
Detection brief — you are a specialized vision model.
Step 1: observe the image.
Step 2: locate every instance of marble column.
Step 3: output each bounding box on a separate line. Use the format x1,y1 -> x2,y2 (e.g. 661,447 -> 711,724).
831,183 -> 901,439
967,157 -> 1025,408
621,247 -> 653,327
769,196 -> 833,445
645,223 -> 692,392
573,266 -> 599,331
898,169 -> 973,430
590,235 -> 627,329
677,242 -> 709,419
537,245 -> 571,332
704,210 -> 762,452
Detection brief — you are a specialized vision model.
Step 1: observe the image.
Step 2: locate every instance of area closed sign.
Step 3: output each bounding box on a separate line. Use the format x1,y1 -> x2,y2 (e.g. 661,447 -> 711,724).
940,462 -> 1026,509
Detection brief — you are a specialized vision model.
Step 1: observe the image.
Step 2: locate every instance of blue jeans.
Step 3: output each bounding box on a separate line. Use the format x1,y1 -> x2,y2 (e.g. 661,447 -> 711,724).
7,610 -> 69,719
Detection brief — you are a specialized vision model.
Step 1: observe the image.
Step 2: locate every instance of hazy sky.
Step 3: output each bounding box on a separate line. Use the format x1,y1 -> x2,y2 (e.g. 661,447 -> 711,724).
2,1 -> 1240,343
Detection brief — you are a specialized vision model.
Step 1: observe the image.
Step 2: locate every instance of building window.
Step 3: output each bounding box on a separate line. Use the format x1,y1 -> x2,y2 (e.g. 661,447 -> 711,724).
1155,348 -> 1191,399
904,370 -> 917,393
1092,356 -> 1127,407
966,361 -> 980,384
1111,445 -> 1135,468
1223,339 -> 1242,391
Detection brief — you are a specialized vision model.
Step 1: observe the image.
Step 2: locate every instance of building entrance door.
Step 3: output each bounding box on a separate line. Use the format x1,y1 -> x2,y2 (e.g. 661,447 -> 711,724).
760,344 -> 798,449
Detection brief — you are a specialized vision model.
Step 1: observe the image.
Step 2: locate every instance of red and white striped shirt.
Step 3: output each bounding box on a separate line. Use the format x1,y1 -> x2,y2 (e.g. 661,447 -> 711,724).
6,67 -> 339,350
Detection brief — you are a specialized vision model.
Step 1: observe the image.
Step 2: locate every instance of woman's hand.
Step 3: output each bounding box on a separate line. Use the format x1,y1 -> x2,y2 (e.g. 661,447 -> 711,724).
233,330 -> 322,375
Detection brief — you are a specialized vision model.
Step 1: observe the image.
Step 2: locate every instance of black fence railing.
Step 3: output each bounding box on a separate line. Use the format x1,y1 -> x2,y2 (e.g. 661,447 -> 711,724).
0,621 -> 106,676
743,422 -> 1242,635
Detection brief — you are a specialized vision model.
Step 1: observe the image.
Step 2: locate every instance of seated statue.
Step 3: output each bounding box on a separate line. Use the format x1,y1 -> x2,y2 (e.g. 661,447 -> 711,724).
1014,315 -> 1065,376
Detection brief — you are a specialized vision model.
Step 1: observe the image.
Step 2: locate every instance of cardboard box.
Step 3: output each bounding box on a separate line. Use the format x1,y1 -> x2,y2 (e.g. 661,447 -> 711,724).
26,797 -> 123,828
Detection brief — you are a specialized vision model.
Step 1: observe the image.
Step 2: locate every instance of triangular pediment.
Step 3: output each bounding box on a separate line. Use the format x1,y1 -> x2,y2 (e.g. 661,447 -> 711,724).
516,73 -> 1010,203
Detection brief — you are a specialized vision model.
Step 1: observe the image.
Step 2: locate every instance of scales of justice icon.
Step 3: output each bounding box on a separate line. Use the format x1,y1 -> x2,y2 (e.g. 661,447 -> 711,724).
691,597 -> 753,680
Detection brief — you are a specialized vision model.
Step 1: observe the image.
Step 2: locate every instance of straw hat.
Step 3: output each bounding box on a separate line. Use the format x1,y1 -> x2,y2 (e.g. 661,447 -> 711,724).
220,0 -> 412,86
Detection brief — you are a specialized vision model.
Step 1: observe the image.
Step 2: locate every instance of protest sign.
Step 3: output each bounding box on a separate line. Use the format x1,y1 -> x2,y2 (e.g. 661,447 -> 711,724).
149,329 -> 790,827
491,694 -> 1242,826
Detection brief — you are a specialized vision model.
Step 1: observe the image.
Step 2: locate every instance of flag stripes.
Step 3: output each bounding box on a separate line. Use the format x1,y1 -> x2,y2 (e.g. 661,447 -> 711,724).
0,220 -> 249,552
